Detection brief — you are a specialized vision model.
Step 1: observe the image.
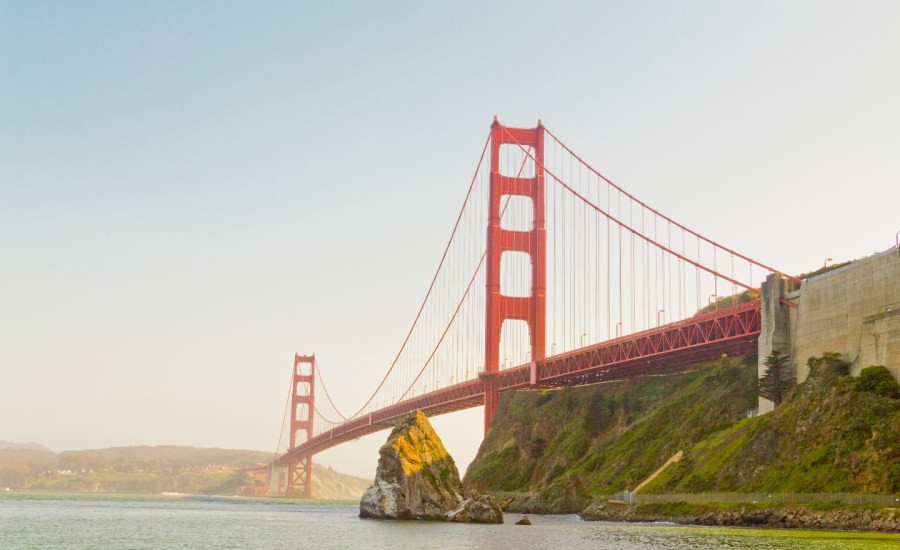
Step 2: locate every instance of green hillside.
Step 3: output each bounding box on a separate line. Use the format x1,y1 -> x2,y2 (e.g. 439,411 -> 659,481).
464,356 -> 759,511
463,354 -> 899,513
643,357 -> 899,494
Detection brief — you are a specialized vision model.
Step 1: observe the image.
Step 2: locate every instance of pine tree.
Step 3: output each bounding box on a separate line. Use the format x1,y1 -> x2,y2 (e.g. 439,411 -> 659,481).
759,351 -> 794,406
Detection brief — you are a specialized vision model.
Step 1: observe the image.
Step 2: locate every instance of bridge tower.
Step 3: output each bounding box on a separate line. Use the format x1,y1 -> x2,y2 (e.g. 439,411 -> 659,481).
483,118 -> 546,433
287,353 -> 315,498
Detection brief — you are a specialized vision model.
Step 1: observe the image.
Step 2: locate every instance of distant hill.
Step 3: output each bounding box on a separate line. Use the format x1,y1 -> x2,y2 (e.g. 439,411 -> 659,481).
312,465 -> 371,499
56,445 -> 272,472
0,441 -> 54,453
0,444 -> 369,498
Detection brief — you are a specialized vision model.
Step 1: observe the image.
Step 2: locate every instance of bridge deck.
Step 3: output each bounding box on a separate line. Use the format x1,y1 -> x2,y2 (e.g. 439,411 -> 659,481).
275,300 -> 760,466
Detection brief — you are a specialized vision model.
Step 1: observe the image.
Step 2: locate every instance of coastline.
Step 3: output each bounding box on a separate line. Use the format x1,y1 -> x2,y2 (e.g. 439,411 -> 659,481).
577,500 -> 900,533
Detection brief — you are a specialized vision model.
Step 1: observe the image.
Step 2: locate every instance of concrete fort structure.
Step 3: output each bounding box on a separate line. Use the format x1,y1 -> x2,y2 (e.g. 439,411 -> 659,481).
759,245 -> 900,413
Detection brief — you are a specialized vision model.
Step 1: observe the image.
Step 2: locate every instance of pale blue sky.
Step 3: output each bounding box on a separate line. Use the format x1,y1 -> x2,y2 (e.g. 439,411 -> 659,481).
2,1 -> 899,478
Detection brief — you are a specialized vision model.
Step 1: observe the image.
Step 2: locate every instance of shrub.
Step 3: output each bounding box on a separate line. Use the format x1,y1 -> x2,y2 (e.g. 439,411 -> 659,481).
807,352 -> 850,378
854,366 -> 900,398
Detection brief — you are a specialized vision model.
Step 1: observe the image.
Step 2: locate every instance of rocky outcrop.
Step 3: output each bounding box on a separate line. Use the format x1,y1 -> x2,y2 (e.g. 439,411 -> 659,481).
693,506 -> 900,532
359,411 -> 464,520
579,500 -> 639,521
579,500 -> 900,533
446,493 -> 504,524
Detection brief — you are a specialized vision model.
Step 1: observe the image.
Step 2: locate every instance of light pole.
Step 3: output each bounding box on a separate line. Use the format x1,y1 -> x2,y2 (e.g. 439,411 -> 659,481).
657,309 -> 665,326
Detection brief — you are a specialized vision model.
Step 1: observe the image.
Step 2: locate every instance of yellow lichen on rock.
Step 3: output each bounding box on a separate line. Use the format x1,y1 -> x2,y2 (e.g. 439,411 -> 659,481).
391,411 -> 451,476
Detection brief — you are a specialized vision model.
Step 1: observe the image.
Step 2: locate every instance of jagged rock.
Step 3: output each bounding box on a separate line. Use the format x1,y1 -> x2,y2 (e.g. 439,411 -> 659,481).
359,411 -> 463,520
515,515 -> 531,525
580,500 -> 900,533
446,494 -> 504,524
579,500 -> 639,521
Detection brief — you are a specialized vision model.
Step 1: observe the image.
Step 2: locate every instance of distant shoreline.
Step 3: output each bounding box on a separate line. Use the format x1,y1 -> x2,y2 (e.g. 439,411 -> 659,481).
0,490 -> 359,505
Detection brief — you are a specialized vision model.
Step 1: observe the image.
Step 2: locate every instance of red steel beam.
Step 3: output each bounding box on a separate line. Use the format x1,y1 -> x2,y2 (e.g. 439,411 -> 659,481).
276,301 -> 761,467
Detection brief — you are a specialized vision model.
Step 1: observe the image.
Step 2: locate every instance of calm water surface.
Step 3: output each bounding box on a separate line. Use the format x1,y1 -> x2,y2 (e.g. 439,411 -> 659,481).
1,493 -> 897,549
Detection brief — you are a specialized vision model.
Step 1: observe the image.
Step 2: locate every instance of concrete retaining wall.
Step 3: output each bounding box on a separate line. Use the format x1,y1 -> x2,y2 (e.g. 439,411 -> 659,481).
792,247 -> 900,382
759,246 -> 900,413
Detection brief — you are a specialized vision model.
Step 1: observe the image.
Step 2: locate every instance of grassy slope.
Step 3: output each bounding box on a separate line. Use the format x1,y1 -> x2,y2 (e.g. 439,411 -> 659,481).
464,356 -> 759,511
643,365 -> 900,494
464,356 -> 900,512
312,465 -> 372,499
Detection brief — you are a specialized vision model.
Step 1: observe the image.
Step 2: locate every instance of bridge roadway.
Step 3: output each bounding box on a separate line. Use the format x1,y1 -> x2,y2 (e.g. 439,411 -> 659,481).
274,300 -> 761,467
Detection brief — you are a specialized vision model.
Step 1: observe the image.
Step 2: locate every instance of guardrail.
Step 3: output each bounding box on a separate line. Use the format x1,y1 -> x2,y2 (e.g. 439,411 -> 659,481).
611,492 -> 900,507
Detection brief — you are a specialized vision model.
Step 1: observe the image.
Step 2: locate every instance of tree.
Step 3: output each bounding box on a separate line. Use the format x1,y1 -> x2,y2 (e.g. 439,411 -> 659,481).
854,365 -> 900,398
759,351 -> 794,406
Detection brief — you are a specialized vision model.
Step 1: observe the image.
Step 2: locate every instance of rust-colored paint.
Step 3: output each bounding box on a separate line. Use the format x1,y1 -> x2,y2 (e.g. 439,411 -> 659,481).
277,302 -> 761,466
287,353 -> 315,498
483,118 -> 546,434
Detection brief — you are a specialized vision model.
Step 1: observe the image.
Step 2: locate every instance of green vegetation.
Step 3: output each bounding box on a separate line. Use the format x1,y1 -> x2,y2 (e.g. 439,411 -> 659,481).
465,353 -> 900,512
796,260 -> 854,280
696,289 -> 759,315
855,366 -> 900,399
464,355 -> 760,511
758,351 -> 794,406
642,353 -> 899,494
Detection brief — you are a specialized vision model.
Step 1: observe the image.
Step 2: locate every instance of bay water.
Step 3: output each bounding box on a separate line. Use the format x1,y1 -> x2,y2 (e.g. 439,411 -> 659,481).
1,493 -> 897,549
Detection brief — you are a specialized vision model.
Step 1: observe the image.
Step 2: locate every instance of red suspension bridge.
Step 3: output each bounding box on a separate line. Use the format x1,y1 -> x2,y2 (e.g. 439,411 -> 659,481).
271,118 -> 799,497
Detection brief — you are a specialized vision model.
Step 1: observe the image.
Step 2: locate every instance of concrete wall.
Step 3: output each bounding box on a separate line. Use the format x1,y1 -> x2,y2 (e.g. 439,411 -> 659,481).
757,273 -> 797,414
791,247 -> 900,382
759,246 -> 900,413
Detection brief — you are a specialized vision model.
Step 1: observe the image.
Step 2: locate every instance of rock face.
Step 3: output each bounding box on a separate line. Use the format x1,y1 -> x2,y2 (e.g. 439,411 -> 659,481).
579,500 -> 900,533
359,411 -> 464,520
446,493 -> 504,524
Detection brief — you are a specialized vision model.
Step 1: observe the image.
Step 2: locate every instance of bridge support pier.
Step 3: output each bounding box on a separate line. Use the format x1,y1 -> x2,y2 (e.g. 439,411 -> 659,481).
758,273 -> 797,414
480,372 -> 499,434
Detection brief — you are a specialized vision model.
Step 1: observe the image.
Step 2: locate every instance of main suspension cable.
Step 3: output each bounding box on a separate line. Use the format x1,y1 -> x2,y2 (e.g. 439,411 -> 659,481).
343,131 -> 491,419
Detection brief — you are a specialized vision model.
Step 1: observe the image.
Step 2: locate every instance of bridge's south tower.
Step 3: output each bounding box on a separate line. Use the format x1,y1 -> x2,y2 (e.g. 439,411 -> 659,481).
483,119 -> 546,433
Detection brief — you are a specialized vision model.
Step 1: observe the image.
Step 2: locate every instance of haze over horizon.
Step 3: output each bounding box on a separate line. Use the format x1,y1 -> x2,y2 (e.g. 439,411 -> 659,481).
2,1 -> 899,479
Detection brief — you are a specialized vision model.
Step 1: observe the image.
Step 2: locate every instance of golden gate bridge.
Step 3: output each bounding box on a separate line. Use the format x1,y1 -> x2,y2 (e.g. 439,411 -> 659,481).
270,118 -> 799,497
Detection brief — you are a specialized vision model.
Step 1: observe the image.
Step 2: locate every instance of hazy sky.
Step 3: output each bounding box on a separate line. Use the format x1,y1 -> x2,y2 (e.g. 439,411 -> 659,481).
2,1 -> 899,479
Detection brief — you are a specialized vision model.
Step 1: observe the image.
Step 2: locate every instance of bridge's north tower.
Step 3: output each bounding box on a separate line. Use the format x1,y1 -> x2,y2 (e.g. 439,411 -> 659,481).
287,353 -> 315,497
483,119 -> 546,433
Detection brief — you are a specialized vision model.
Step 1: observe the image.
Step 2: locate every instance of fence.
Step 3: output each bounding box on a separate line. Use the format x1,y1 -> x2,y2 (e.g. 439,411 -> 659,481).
611,491 -> 900,507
